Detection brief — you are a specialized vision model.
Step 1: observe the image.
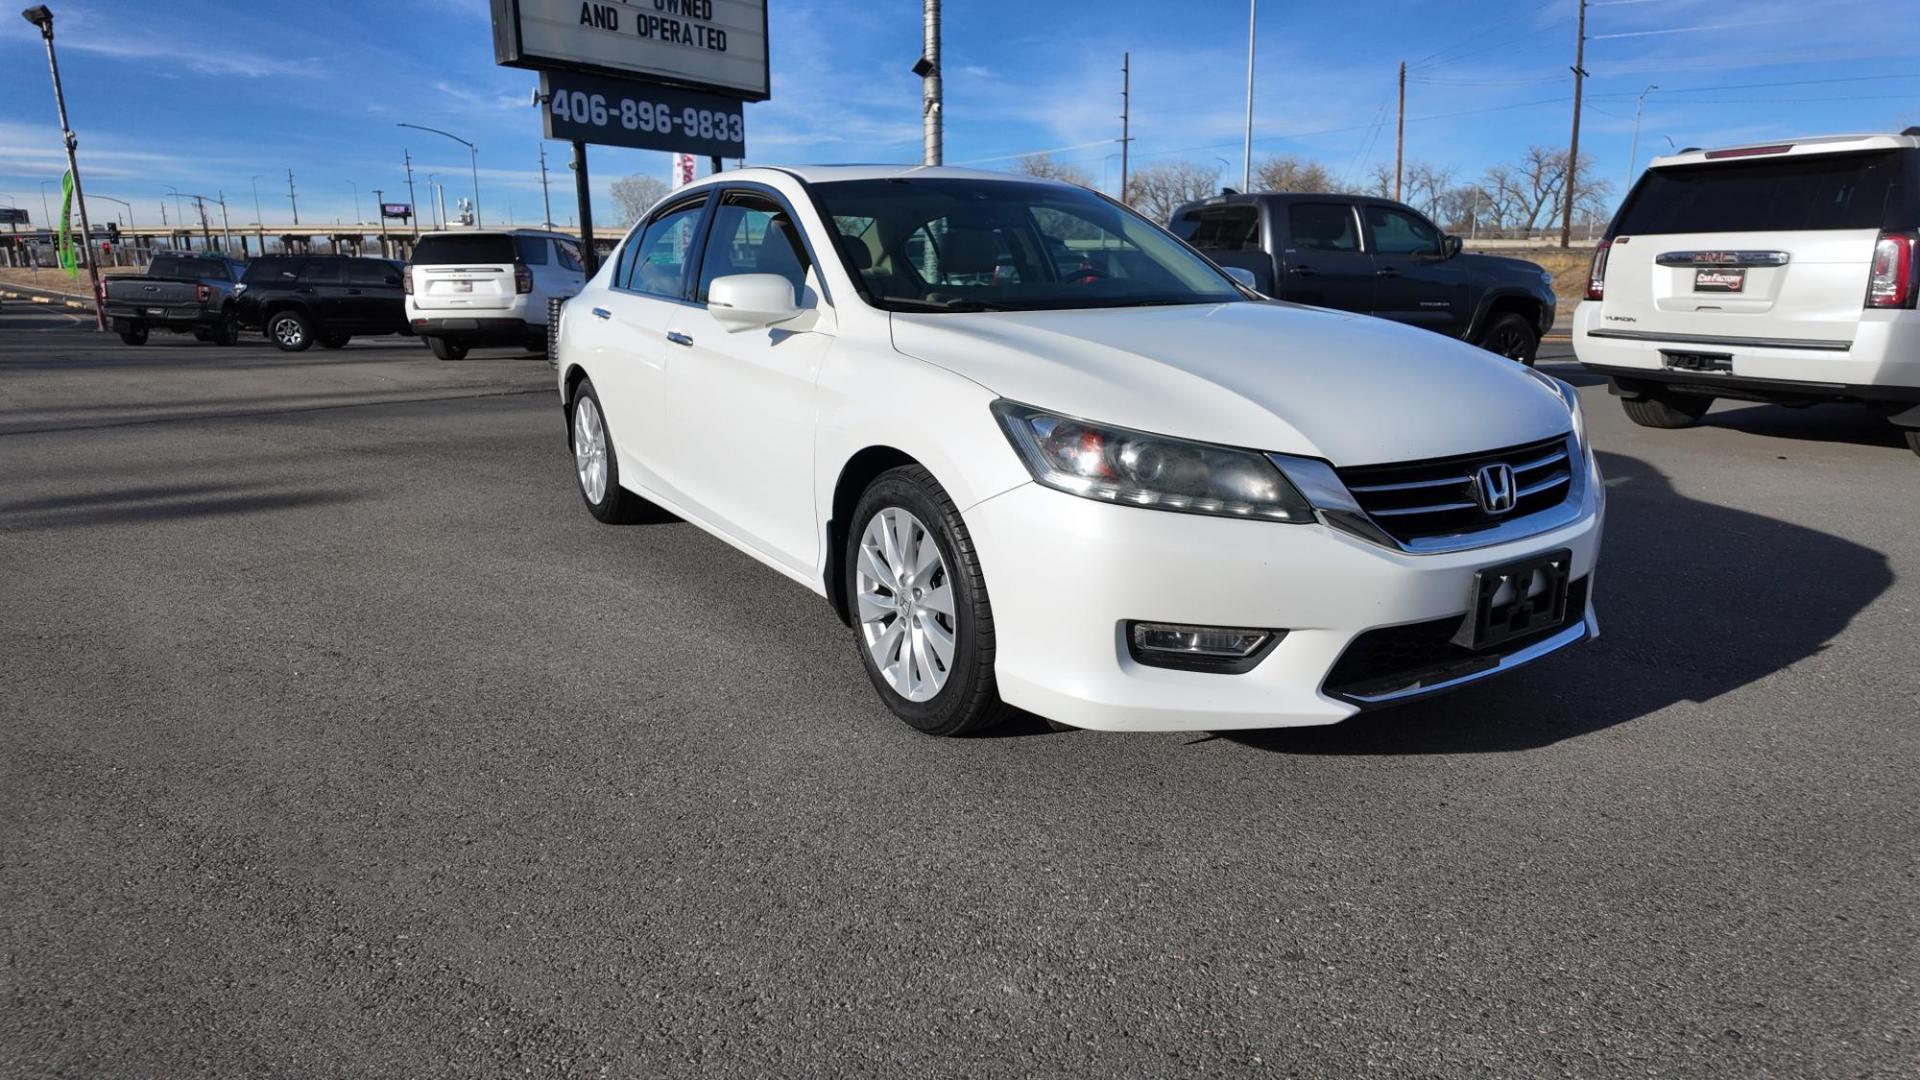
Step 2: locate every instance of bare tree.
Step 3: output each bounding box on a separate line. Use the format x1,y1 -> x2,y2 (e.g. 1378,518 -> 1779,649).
1479,147 -> 1611,237
1251,155 -> 1336,193
1125,159 -> 1221,223
1362,162 -> 1395,199
1400,162 -> 1456,219
1014,153 -> 1094,187
610,174 -> 671,227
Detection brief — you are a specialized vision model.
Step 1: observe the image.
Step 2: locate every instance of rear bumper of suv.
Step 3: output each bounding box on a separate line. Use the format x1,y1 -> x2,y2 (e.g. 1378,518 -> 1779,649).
410,316 -> 536,345
1572,302 -> 1920,405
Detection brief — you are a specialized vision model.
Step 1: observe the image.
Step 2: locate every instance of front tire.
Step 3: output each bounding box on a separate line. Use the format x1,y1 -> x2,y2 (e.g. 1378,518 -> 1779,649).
1901,427 -> 1920,459
1475,311 -> 1539,365
118,325 -> 148,346
570,378 -> 659,524
1622,390 -> 1713,429
427,336 -> 468,361
846,465 -> 1008,736
268,310 -> 312,352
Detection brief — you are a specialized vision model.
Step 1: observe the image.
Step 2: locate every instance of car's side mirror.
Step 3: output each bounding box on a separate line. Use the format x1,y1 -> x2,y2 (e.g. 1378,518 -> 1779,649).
1443,235 -> 1463,259
708,273 -> 811,332
1222,266 -> 1258,291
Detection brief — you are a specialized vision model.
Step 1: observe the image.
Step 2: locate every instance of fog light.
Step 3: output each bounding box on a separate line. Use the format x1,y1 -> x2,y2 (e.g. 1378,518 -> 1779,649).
1126,621 -> 1283,673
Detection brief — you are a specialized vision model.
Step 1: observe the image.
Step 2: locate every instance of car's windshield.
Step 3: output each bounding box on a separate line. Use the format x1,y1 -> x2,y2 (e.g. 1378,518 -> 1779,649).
811,178 -> 1246,312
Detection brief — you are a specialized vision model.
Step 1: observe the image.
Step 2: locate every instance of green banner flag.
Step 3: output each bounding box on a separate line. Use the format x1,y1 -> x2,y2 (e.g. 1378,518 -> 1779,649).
56,170 -> 78,277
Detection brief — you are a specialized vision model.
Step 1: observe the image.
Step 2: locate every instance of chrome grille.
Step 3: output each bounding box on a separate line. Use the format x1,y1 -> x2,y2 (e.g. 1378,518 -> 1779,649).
1337,434 -> 1575,544
545,295 -> 569,368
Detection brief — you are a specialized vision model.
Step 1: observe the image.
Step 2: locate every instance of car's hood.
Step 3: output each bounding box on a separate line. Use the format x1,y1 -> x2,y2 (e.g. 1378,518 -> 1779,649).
1457,251 -> 1552,281
889,301 -> 1572,466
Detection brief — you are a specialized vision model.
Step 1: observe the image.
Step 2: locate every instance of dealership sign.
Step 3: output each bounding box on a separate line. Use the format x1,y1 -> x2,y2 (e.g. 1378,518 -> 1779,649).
492,0 -> 770,101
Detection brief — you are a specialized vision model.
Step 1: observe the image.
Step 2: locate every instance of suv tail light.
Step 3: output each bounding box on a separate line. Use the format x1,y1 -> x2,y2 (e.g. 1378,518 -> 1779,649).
402,268 -> 413,295
1585,239 -> 1611,301
1867,232 -> 1915,308
196,284 -> 211,304
514,265 -> 533,294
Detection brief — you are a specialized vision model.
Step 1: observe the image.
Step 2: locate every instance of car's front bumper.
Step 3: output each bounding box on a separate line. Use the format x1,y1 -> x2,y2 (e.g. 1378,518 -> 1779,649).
963,458 -> 1603,732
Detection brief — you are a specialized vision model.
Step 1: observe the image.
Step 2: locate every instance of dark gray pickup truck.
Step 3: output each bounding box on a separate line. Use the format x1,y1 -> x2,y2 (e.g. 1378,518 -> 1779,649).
1170,192 -> 1559,364
103,254 -> 246,346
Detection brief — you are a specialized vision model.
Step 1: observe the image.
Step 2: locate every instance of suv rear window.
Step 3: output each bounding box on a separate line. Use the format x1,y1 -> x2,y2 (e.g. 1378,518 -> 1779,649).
513,236 -> 550,265
1615,151 -> 1900,235
411,234 -> 518,265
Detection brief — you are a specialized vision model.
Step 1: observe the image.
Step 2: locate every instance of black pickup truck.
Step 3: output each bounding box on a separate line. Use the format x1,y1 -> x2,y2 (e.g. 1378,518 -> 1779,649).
1170,192 -> 1559,364
103,253 -> 246,346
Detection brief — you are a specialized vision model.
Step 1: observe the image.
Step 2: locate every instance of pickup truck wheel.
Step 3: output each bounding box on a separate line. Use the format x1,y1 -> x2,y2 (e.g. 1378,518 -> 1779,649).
426,336 -> 469,362
1475,312 -> 1539,365
118,326 -> 148,346
268,310 -> 312,352
1622,391 -> 1714,429
847,465 -> 1009,737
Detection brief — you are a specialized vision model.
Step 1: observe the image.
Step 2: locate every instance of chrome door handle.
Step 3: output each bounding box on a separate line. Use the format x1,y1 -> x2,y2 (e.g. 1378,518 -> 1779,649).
591,307 -> 611,319
666,331 -> 694,347
1376,267 -> 1400,278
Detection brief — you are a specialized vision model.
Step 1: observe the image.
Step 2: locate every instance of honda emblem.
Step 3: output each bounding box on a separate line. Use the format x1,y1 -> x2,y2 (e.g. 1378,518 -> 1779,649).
1474,463 -> 1518,515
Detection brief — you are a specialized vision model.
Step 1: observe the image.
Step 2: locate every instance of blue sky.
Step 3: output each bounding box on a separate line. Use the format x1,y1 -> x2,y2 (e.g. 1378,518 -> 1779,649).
4,0 -> 1919,230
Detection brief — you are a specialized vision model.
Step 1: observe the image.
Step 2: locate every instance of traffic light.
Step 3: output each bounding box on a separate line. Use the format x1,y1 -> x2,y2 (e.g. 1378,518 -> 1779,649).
106,221 -> 119,241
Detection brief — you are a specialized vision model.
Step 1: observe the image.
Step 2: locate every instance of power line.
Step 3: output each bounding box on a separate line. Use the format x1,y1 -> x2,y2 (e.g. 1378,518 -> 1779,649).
1590,72 -> 1920,98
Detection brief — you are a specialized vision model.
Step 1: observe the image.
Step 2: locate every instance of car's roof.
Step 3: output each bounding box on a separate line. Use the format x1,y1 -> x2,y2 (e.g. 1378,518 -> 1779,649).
1650,132 -> 1920,169
697,164 -> 1064,187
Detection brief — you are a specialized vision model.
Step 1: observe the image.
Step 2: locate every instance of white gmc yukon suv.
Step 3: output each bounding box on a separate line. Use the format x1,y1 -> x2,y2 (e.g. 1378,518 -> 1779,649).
1575,132 -> 1920,457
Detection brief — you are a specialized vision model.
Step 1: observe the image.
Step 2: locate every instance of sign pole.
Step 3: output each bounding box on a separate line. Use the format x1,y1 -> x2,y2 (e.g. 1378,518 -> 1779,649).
26,8 -> 105,329
571,139 -> 596,276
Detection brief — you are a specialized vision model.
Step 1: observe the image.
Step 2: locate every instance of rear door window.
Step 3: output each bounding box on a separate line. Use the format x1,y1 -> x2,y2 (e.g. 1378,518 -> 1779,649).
243,257 -> 305,283
1288,203 -> 1360,252
1615,151 -> 1899,234
1184,206 -> 1262,251
300,260 -> 345,285
411,234 -> 517,265
623,199 -> 707,298
347,260 -> 398,286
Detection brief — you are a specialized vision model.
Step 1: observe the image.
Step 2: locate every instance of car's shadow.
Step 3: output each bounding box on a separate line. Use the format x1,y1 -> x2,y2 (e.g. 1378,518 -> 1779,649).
1210,449 -> 1891,755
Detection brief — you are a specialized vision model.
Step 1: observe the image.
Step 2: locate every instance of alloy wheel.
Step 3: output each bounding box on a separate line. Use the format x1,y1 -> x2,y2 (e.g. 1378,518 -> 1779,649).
573,395 -> 609,505
272,317 -> 304,348
855,506 -> 957,702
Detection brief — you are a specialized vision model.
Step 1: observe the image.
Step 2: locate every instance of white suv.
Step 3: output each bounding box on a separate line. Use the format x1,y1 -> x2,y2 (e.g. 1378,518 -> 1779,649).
1575,132 -> 1920,457
404,229 -> 586,360
553,166 -> 1601,735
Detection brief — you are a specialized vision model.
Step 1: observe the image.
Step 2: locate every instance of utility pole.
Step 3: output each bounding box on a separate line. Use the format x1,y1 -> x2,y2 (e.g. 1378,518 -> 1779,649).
1242,0 -> 1256,191
915,0 -> 941,165
1560,0 -> 1587,249
538,143 -> 553,228
1118,52 -> 1133,202
24,6 -> 103,327
215,191 -> 231,251
403,148 -> 419,236
1626,84 -> 1658,198
190,194 -> 211,251
287,168 -> 299,225
1394,60 -> 1406,201
250,175 -> 266,253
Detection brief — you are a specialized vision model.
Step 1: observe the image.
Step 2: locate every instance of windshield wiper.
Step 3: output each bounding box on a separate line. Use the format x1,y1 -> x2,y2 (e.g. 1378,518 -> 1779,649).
1102,297 -> 1219,308
887,297 -> 1015,312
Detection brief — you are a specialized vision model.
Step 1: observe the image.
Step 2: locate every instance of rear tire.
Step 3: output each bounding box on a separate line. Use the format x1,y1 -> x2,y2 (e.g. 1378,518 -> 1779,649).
1475,311 -> 1540,365
118,325 -> 148,346
318,333 -> 350,349
846,465 -> 1009,737
427,336 -> 468,361
569,378 -> 660,524
209,310 -> 239,347
267,310 -> 312,352
1621,390 -> 1714,429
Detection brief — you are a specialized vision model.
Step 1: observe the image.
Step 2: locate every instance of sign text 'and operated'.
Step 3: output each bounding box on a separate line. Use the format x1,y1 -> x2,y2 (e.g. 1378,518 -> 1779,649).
493,0 -> 770,102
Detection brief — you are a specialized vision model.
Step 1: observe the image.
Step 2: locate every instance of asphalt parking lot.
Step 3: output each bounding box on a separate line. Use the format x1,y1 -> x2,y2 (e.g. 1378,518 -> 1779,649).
2,305 -> 1915,1077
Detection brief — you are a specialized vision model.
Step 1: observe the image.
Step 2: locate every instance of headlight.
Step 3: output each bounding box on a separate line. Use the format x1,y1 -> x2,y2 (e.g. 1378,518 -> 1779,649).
991,401 -> 1314,521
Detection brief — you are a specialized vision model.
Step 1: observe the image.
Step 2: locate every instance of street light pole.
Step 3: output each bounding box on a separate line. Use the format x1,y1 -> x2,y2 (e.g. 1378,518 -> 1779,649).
38,180 -> 54,229
87,193 -> 131,266
215,190 -> 232,251
372,187 -> 388,257
397,123 -> 481,227
23,5 -> 106,328
250,175 -> 266,253
1242,0 -> 1257,192
349,180 -> 360,225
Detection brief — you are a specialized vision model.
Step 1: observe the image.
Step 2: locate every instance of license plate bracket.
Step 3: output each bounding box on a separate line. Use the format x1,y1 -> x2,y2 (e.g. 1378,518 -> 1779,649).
1694,267 -> 1745,292
1662,350 -> 1733,373
1455,549 -> 1573,650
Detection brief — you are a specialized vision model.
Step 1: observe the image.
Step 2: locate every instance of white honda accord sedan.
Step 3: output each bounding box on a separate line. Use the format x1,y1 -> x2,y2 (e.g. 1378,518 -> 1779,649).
554,165 -> 1602,735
